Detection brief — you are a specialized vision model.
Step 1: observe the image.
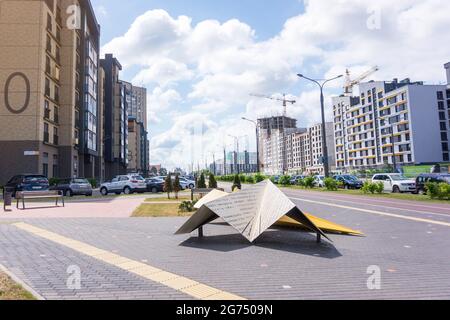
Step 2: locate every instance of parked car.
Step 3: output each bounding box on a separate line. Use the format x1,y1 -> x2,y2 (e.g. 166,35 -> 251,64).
414,174 -> 450,195
100,174 -> 147,196
333,175 -> 364,189
179,177 -> 196,190
145,178 -> 165,193
290,175 -> 305,185
372,174 -> 416,193
314,175 -> 325,188
5,174 -> 49,197
50,178 -> 93,197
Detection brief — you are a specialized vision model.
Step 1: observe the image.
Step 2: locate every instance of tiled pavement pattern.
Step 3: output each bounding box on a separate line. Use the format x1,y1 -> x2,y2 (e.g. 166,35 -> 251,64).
1,192 -> 450,300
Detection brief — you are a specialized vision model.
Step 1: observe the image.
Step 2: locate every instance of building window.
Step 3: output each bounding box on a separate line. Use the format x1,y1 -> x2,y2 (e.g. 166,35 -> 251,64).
437,91 -> 444,100
43,164 -> 49,177
44,123 -> 49,143
440,122 -> 447,131
444,153 -> 450,162
443,143 -> 449,152
442,132 -> 448,142
45,78 -> 50,97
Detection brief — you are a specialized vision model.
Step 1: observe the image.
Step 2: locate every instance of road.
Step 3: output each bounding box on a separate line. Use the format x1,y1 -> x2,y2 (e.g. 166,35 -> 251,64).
0,182 -> 449,300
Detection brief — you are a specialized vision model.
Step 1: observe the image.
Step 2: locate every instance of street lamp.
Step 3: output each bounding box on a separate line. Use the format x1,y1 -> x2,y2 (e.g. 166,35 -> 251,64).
297,73 -> 343,177
242,117 -> 261,173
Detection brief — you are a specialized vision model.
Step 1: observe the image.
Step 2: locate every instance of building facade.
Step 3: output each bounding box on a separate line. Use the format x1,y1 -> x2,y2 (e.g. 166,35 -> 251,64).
332,72 -> 450,172
0,0 -> 100,184
213,151 -> 258,175
100,54 -> 128,180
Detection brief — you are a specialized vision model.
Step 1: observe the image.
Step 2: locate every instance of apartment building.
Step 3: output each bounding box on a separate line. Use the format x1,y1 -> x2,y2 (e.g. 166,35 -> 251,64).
100,54 -> 128,180
213,152 -> 258,175
258,116 -> 297,175
333,68 -> 450,171
0,0 -> 100,184
287,123 -> 336,175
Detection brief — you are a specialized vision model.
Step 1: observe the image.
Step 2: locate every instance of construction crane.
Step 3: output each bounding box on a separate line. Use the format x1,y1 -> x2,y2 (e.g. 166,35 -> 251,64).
250,93 -> 296,116
343,66 -> 380,96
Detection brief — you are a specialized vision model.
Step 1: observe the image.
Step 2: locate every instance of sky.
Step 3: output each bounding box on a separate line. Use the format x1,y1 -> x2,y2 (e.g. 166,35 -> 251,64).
91,0 -> 450,171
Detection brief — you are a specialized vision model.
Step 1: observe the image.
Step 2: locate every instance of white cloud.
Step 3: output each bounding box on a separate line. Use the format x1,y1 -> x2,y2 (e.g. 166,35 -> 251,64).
102,0 -> 450,170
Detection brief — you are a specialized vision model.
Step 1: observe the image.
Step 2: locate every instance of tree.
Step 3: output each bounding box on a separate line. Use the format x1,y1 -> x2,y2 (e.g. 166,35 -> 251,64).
232,174 -> 242,191
164,174 -> 173,199
150,167 -> 158,176
208,173 -> 218,189
198,173 -> 207,189
159,168 -> 168,176
173,174 -> 181,199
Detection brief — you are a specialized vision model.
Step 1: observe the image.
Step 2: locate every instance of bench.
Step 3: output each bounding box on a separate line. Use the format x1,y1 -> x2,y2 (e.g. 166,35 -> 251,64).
15,191 -> 64,210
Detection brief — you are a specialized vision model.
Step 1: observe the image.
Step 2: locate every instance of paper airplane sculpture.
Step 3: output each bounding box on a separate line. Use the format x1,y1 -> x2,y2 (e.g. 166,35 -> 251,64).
175,180 -> 363,243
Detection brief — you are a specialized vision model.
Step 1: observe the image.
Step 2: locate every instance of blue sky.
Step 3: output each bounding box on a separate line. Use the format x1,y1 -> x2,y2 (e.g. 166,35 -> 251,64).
90,0 -> 450,169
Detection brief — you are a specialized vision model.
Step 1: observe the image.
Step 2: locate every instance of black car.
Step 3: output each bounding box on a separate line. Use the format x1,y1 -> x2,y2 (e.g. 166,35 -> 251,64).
50,178 -> 93,197
414,174 -> 450,195
146,178 -> 165,193
333,175 -> 364,189
5,174 -> 49,197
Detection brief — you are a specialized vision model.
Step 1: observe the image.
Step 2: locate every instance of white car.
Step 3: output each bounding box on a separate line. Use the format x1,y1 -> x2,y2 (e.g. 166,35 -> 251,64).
314,175 -> 325,187
100,174 -> 147,196
372,174 -> 416,193
171,176 -> 196,190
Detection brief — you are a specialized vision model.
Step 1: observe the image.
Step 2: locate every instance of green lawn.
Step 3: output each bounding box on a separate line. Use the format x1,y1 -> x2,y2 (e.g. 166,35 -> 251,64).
0,272 -> 35,300
132,202 -> 195,218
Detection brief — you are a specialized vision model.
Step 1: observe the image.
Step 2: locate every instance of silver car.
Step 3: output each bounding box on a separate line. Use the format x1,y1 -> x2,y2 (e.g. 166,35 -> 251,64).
100,175 -> 147,196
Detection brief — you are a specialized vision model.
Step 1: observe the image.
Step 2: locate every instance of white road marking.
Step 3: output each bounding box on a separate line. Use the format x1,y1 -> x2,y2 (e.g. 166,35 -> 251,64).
290,198 -> 450,228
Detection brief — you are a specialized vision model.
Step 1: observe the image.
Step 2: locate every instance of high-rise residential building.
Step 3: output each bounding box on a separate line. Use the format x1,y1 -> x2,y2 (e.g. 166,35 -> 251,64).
257,116 -> 297,175
213,152 -> 258,175
332,72 -> 450,171
445,62 -> 450,86
100,54 -> 128,180
0,0 -> 100,184
286,123 -> 336,175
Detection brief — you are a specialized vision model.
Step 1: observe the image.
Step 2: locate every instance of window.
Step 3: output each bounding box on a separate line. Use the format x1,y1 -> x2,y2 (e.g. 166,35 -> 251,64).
44,123 -> 49,143
442,132 -> 448,141
444,153 -> 450,162
441,122 -> 447,131
440,112 -> 446,121
45,78 -> 50,96
437,91 -> 444,100
43,164 -> 49,177
443,143 -> 449,152
47,13 -> 52,31
439,101 -> 445,110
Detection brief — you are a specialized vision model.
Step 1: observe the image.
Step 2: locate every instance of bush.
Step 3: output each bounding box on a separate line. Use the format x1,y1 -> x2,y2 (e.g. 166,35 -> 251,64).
324,178 -> 338,191
296,178 -> 305,187
426,182 -> 450,200
304,177 -> 315,189
362,181 -> 384,194
88,178 -> 98,188
246,175 -> 255,184
232,174 -> 242,191
254,173 -> 266,183
208,173 -> 218,189
179,200 -> 198,213
48,178 -> 60,187
279,175 -> 291,186
197,173 -> 207,188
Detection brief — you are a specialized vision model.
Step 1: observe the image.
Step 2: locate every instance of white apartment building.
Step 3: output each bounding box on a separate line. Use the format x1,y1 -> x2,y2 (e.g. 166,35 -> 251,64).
333,64 -> 450,171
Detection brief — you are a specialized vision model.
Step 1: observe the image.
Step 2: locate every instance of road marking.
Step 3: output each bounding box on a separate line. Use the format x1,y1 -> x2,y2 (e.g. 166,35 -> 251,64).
290,198 -> 450,228
286,193 -> 450,218
13,222 -> 245,301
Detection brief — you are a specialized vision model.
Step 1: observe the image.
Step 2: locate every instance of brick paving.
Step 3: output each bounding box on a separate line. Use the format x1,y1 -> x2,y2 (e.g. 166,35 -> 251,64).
0,187 -> 449,300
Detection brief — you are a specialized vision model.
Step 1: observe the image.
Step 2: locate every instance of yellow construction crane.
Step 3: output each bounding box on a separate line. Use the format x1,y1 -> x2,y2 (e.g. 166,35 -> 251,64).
343,66 -> 379,96
250,93 -> 296,117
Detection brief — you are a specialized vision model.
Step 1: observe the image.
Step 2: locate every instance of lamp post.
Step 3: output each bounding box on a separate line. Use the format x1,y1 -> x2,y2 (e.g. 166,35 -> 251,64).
242,117 -> 261,173
297,73 -> 343,177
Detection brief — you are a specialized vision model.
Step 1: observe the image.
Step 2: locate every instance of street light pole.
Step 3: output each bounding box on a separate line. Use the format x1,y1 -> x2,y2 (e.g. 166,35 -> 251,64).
297,73 -> 343,178
242,117 -> 261,173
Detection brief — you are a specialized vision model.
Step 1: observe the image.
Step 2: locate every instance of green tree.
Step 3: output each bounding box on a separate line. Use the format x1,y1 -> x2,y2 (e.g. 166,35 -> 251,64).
232,174 -> 242,191
150,167 -> 158,176
198,173 -> 207,188
208,173 -> 218,189
173,174 -> 181,199
304,176 -> 315,189
164,174 -> 173,199
159,168 -> 168,176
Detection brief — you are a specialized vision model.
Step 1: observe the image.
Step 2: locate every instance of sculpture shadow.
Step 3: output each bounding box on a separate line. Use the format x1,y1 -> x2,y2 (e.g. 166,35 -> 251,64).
179,227 -> 342,259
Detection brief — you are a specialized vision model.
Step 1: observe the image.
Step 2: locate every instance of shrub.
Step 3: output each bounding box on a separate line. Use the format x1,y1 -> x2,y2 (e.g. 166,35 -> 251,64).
164,174 -> 173,199
279,175 -> 291,186
48,178 -> 60,187
362,181 -> 384,194
246,175 -> 255,184
88,178 -> 98,188
296,178 -> 305,187
179,200 -> 198,213
324,177 -> 338,191
254,173 -> 266,183
304,177 -> 315,189
426,182 -> 450,200
208,173 -> 218,189
173,174 -> 181,199
232,174 -> 242,191
197,173 -> 207,188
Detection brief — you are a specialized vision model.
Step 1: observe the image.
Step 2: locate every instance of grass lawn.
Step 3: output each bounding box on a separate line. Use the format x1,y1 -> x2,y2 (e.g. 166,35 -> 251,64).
0,271 -> 35,300
285,186 -> 449,204
132,202 -> 194,218
145,196 -> 195,203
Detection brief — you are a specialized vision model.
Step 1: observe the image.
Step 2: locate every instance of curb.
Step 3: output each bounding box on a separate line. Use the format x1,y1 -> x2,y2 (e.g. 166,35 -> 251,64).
0,263 -> 45,300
